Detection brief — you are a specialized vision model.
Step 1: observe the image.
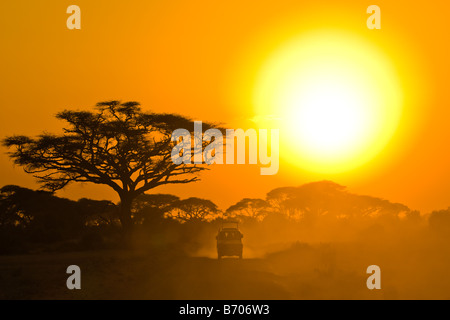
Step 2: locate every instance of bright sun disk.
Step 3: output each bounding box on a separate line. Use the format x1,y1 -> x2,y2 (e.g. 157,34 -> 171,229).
253,30 -> 403,174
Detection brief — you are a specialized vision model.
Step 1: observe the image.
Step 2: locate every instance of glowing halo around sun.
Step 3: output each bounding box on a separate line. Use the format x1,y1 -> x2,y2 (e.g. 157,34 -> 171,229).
253,30 -> 403,174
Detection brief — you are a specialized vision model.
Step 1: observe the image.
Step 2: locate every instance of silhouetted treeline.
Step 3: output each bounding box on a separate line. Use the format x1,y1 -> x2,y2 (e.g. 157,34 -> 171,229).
1,181 -> 449,255
0,185 -> 119,254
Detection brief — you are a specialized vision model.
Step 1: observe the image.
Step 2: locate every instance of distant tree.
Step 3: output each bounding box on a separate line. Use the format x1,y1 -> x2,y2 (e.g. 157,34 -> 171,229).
429,208 -> 450,235
265,181 -> 344,220
345,194 -> 411,221
265,181 -> 412,223
0,185 -> 84,241
282,181 -> 349,221
3,101 -> 220,236
225,198 -> 271,222
0,185 -> 45,228
131,193 -> 179,225
165,197 -> 220,223
77,198 -> 118,227
265,186 -> 299,218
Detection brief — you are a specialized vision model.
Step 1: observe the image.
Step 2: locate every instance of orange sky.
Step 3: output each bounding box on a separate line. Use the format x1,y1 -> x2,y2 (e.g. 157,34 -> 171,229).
0,0 -> 449,214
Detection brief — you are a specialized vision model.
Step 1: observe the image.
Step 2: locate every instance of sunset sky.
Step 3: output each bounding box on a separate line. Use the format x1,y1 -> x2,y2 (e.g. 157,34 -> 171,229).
0,0 -> 449,214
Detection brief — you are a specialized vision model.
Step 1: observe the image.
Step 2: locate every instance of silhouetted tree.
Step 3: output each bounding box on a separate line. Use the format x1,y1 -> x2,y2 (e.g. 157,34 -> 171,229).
0,185 -> 84,241
165,197 -> 219,222
266,181 -> 412,224
225,198 -> 270,222
78,198 -> 118,227
131,193 -> 179,225
0,185 -> 44,228
3,101 -> 220,236
429,208 -> 450,235
266,186 -> 298,218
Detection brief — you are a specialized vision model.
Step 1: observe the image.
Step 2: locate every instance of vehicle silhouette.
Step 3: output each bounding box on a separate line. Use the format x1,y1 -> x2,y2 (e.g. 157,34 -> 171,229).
216,221 -> 243,259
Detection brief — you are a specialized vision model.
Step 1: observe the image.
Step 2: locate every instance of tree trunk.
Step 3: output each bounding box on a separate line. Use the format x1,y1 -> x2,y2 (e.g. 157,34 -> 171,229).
119,195 -> 134,245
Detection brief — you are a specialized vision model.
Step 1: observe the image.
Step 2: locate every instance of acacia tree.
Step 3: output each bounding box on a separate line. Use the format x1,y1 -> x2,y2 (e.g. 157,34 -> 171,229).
0,185 -> 86,239
225,198 -> 271,222
131,193 -> 179,225
265,186 -> 298,218
266,181 -> 412,223
165,197 -> 220,222
3,101 -> 219,235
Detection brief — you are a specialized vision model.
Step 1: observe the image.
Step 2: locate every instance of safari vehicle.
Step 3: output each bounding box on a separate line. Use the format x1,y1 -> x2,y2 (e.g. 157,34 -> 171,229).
216,221 -> 243,259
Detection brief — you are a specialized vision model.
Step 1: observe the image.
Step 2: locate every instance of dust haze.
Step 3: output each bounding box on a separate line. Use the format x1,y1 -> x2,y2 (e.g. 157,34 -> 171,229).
1,181 -> 450,299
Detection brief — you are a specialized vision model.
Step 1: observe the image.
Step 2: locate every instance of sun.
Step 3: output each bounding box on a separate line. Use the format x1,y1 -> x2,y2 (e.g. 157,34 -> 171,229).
253,30 -> 403,174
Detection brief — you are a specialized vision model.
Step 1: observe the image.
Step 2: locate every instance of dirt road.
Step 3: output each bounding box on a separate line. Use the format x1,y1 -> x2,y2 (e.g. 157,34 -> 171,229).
1,242 -> 449,299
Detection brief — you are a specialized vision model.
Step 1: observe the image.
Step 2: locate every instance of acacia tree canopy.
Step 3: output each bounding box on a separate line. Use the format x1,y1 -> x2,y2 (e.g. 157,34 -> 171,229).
226,198 -> 271,222
131,193 -> 180,225
3,101 -> 220,233
165,197 -> 220,222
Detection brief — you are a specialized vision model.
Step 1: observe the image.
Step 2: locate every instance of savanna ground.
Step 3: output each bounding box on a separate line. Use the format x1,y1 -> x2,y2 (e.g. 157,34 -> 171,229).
1,233 -> 450,300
